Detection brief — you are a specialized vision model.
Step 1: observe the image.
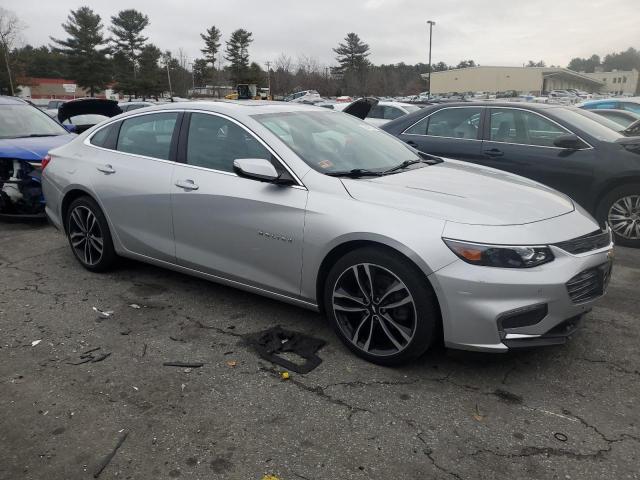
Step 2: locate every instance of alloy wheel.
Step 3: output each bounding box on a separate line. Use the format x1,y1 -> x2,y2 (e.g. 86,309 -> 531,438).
332,263 -> 417,357
608,195 -> 640,240
68,206 -> 104,266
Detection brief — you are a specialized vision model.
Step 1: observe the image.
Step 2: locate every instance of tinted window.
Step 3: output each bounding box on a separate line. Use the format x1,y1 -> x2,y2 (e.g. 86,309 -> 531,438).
621,102 -> 640,114
90,122 -> 118,147
186,113 -> 271,172
426,107 -> 482,139
490,109 -> 568,147
404,116 -> 429,135
116,112 -> 178,160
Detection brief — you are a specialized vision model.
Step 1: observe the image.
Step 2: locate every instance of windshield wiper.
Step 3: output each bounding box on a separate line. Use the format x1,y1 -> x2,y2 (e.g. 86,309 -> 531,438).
382,159 -> 426,174
325,168 -> 383,178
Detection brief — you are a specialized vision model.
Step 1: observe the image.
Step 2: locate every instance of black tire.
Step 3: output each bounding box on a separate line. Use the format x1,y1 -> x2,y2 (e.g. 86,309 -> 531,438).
596,184 -> 640,248
323,247 -> 440,366
65,196 -> 117,272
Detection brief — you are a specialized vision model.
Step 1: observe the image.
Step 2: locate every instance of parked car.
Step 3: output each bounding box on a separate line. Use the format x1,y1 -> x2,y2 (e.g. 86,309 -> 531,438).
363,102 -> 422,127
0,96 -> 76,218
47,98 -> 123,134
47,99 -> 67,110
589,109 -> 640,128
380,102 -> 640,247
284,90 -> 322,103
578,97 -> 640,115
44,101 -> 613,364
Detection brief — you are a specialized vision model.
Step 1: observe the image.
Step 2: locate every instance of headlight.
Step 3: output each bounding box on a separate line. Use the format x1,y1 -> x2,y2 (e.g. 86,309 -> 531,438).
443,238 -> 554,268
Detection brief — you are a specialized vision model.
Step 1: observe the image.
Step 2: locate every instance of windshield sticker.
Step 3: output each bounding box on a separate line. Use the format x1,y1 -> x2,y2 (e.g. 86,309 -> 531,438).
318,159 -> 334,169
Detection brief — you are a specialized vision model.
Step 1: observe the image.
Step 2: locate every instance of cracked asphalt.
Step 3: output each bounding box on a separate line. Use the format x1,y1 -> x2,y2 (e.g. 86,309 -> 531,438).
1,222 -> 639,480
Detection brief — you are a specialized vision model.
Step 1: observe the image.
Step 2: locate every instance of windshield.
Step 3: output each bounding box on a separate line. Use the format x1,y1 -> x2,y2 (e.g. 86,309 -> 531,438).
253,110 -> 420,174
0,104 -> 68,139
552,107 -> 624,142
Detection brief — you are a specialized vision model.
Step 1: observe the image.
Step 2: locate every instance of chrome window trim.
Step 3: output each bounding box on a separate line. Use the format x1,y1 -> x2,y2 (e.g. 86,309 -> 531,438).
486,106 -> 594,150
401,105 -> 595,150
84,108 -> 307,190
401,106 -> 484,140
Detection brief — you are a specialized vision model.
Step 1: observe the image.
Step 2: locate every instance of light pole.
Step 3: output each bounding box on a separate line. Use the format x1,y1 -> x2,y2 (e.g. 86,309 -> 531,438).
426,20 -> 436,99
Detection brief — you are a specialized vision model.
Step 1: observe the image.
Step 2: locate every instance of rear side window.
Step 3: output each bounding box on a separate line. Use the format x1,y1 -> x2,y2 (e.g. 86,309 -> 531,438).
116,113 -> 178,160
490,109 -> 569,147
90,122 -> 119,149
426,107 -> 482,139
186,113 -> 271,173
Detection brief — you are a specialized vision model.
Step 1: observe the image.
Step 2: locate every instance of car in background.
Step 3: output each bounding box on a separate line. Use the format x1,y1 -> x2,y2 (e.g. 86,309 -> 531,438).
284,90 -> 322,103
380,102 -> 640,247
43,101 -> 612,364
589,109 -> 640,128
47,98 -> 123,134
363,102 -> 422,127
579,97 -> 640,115
118,101 -> 155,112
47,99 -> 67,110
0,96 -> 76,218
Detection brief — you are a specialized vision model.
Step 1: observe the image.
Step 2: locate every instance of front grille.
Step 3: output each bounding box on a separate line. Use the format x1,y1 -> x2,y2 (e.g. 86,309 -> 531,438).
554,229 -> 612,255
566,263 -> 612,303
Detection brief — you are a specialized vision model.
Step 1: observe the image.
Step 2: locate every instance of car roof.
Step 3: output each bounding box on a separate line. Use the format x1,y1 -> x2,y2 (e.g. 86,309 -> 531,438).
420,101 -> 563,110
137,100 -> 328,116
582,97 -> 640,105
0,96 -> 28,105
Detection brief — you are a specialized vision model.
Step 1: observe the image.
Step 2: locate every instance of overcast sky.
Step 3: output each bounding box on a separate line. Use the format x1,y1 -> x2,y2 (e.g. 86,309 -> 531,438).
8,0 -> 638,69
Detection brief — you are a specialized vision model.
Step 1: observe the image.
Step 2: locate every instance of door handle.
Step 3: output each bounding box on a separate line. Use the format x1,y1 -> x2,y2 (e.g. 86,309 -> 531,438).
174,179 -> 199,191
484,148 -> 504,158
97,164 -> 116,174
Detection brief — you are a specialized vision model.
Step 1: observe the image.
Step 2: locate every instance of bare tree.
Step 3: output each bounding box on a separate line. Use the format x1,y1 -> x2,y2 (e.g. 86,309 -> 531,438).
0,7 -> 24,95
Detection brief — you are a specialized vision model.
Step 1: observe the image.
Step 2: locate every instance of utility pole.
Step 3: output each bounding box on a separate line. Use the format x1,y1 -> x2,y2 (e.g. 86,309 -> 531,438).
265,61 -> 272,99
3,47 -> 13,95
166,63 -> 172,99
426,20 -> 436,99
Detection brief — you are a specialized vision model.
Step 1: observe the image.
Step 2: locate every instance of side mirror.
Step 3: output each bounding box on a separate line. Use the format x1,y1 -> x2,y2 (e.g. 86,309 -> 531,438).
553,134 -> 584,150
233,158 -> 279,182
63,124 -> 77,133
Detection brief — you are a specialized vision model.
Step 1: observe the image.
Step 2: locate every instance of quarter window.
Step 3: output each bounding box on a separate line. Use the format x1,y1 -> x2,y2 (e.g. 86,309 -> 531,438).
490,109 -> 570,147
186,113 -> 271,172
116,113 -> 178,160
90,122 -> 118,148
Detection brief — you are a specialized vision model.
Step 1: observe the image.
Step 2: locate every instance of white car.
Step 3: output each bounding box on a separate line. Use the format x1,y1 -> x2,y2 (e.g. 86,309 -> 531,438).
284,90 -> 322,103
363,102 -> 422,127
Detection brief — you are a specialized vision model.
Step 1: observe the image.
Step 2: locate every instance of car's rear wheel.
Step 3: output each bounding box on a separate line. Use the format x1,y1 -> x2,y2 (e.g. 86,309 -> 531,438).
65,196 -> 117,271
324,247 -> 440,365
597,184 -> 640,248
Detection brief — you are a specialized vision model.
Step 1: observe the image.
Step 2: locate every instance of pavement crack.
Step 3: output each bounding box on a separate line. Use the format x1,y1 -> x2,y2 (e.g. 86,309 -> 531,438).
577,356 -> 640,377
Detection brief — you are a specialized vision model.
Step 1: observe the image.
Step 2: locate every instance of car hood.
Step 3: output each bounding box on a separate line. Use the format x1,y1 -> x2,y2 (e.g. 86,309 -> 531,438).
341,160 -> 575,226
57,98 -> 122,123
0,134 -> 75,162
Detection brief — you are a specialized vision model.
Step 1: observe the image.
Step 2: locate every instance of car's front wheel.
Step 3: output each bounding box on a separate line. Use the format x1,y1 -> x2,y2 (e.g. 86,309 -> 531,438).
324,247 -> 440,365
65,196 -> 117,272
597,184 -> 640,248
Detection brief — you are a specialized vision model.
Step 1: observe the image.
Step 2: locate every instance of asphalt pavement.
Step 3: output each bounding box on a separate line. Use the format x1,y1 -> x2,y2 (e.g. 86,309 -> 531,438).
1,222 -> 638,480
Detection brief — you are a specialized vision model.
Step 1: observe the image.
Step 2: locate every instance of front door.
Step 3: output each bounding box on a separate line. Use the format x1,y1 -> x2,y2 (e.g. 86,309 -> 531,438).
171,112 -> 308,297
479,108 -> 596,207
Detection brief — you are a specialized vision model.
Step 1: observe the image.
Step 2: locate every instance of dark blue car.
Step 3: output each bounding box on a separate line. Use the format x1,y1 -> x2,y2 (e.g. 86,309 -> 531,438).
0,96 -> 75,218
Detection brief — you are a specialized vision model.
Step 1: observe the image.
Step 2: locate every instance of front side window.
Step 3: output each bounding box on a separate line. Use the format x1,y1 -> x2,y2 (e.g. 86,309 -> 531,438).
116,112 -> 178,160
490,108 -> 569,147
254,110 -> 420,174
426,107 -> 482,139
186,113 -> 271,172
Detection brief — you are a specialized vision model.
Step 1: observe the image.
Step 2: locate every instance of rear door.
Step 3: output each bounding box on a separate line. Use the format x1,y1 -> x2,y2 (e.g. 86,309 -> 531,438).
479,107 -> 596,206
396,106 -> 485,161
171,111 -> 307,297
86,111 -> 181,262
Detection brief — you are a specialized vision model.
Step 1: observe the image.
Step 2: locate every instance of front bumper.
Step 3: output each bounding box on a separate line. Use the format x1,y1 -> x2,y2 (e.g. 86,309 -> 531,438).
429,242 -> 613,352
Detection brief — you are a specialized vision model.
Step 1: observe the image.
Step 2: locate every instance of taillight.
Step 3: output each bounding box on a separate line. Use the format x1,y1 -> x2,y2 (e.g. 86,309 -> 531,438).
41,154 -> 51,170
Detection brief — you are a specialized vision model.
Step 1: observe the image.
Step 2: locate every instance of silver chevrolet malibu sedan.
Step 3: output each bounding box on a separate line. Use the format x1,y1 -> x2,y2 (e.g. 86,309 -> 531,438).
42,101 -> 614,365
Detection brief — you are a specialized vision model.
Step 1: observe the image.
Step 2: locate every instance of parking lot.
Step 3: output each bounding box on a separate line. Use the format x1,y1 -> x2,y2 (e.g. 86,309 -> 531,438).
1,221 -> 639,480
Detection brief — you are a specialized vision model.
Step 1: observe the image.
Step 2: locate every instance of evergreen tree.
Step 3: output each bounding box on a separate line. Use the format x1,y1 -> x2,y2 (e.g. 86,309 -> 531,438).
200,26 -> 221,64
333,33 -> 370,72
137,44 -> 163,97
224,29 -> 252,84
109,9 -> 149,83
50,7 -> 110,96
